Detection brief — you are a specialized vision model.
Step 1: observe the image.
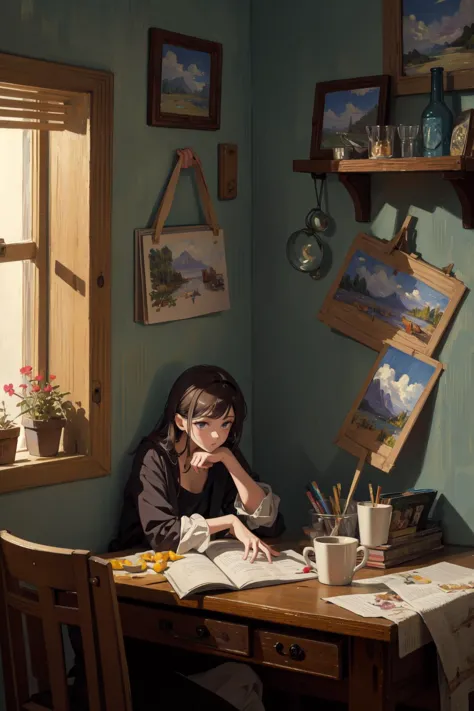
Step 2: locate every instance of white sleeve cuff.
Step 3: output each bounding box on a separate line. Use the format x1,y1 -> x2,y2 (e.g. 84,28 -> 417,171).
177,514 -> 211,554
234,483 -> 280,531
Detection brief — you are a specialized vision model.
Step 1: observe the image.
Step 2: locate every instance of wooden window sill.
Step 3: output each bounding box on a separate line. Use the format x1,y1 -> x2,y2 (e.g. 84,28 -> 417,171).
0,453 -> 108,495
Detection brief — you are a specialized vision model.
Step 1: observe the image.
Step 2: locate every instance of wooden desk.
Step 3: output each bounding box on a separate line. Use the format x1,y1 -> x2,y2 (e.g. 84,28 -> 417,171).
113,546 -> 474,711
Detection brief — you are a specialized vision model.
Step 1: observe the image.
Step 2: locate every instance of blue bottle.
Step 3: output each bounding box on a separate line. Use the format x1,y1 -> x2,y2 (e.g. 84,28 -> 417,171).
422,67 -> 453,157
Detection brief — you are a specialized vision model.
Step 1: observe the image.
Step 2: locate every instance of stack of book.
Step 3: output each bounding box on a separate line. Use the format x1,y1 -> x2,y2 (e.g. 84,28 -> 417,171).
366,523 -> 443,569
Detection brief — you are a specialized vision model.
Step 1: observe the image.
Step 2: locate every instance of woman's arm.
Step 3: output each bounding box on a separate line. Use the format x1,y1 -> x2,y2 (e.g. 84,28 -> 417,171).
190,447 -> 285,538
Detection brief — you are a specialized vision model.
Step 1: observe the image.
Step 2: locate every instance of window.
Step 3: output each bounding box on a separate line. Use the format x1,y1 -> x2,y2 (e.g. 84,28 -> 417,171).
0,54 -> 112,494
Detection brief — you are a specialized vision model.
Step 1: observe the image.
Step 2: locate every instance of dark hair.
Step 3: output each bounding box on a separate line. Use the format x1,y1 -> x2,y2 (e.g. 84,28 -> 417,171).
147,365 -> 247,465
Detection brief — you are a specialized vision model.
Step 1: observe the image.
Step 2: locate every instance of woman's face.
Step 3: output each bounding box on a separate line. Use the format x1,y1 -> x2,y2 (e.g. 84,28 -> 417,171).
175,407 -> 235,452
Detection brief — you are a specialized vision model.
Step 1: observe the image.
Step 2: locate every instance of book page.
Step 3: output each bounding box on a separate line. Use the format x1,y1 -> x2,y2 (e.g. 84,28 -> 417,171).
205,541 -> 317,589
164,552 -> 234,599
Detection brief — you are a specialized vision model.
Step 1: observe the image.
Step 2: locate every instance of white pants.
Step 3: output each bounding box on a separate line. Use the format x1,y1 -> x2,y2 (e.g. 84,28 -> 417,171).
188,662 -> 265,711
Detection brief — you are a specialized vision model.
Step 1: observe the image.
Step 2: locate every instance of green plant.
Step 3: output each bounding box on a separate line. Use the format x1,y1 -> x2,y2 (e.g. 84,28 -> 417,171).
0,401 -> 16,430
3,366 -> 70,422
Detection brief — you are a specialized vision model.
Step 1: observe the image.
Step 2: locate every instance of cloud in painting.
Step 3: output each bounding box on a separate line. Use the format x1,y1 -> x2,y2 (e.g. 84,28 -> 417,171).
162,50 -> 206,93
351,88 -> 378,96
375,363 -> 424,414
323,103 -> 365,131
356,264 -> 426,308
403,0 -> 474,52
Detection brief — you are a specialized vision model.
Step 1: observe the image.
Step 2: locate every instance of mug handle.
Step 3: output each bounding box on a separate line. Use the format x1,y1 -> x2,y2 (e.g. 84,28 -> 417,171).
302,546 -> 318,572
353,545 -> 368,573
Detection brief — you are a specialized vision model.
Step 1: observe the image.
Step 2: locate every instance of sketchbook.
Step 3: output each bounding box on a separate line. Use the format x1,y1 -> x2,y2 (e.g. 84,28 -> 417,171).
163,541 -> 317,599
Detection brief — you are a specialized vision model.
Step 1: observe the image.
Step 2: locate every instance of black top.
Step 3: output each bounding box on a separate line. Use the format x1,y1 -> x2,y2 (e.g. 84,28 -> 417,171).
109,440 -> 285,553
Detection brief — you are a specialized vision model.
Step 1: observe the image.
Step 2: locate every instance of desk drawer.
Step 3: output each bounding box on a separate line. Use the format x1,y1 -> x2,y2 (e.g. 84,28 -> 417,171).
120,603 -> 250,657
254,629 -> 342,679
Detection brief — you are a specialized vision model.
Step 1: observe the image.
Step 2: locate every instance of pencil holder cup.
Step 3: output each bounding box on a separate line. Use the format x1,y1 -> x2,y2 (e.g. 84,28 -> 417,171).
310,502 -> 358,538
357,502 -> 392,547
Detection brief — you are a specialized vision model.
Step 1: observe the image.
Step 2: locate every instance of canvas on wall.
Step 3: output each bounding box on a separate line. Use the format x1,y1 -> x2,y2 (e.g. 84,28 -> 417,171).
319,232 -> 466,357
135,226 -> 230,325
310,75 -> 390,158
384,0 -> 474,94
336,343 -> 443,473
148,28 -> 222,130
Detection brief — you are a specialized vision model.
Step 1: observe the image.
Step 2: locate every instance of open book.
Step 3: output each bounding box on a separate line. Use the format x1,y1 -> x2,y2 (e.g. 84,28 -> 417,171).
163,540 -> 317,599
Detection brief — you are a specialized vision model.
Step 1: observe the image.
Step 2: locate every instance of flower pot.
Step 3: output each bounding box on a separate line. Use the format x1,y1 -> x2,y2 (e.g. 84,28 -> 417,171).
23,418 -> 65,458
0,427 -> 20,465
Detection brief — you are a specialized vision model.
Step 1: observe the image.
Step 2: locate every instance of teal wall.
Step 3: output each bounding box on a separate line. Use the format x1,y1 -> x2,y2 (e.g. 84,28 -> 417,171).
251,0 -> 474,545
0,0 -> 252,549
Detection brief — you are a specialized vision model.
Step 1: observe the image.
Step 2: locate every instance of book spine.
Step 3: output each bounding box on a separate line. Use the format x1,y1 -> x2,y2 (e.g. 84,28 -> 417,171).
366,545 -> 444,569
368,533 -> 442,561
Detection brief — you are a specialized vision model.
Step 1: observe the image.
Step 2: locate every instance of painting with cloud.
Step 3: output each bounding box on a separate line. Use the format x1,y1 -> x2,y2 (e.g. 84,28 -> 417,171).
160,44 -> 211,117
321,87 -> 381,148
318,231 -> 466,357
351,346 -> 435,450
336,250 -> 449,345
336,342 -> 443,472
139,227 -> 230,325
403,0 -> 474,76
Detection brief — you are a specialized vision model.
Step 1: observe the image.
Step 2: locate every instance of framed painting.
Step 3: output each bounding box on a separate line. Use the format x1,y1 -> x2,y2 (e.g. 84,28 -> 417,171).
148,28 -> 222,130
450,109 -> 474,156
336,343 -> 444,473
318,231 -> 466,357
384,0 -> 474,96
135,225 -> 230,325
310,75 -> 390,159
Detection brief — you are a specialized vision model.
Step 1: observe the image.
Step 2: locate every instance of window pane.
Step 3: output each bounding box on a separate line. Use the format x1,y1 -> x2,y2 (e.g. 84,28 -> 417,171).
0,261 -> 27,449
0,128 -> 32,242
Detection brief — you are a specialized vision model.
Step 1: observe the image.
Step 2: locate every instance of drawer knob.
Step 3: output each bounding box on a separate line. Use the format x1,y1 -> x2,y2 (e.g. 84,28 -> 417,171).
158,619 -> 173,632
289,644 -> 306,662
196,625 -> 210,639
274,642 -> 285,656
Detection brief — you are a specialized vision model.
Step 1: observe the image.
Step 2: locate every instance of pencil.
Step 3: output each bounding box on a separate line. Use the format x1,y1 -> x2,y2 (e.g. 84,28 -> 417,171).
311,480 -> 331,515
306,489 -> 320,513
369,482 -> 375,507
333,485 -> 341,515
375,485 -> 382,506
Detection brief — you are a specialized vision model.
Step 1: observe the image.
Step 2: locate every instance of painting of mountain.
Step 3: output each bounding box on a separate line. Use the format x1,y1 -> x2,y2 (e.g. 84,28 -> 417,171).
335,250 -> 449,346
140,227 -> 230,325
321,87 -> 381,148
403,0 -> 474,76
160,44 -> 211,117
351,346 -> 436,449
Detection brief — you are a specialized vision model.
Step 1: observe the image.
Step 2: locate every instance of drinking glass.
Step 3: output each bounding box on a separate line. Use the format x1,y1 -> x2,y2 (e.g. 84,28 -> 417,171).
309,499 -> 358,538
366,125 -> 396,159
397,125 -> 419,158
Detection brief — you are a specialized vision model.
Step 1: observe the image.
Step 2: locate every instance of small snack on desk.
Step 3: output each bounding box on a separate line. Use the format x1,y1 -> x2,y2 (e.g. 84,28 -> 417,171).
153,560 -> 169,574
169,551 -> 184,561
110,558 -> 132,571
139,551 -> 156,563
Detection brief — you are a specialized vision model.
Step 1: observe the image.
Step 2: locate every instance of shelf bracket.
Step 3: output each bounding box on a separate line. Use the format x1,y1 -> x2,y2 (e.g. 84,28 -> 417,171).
443,171 -> 474,229
338,173 -> 371,223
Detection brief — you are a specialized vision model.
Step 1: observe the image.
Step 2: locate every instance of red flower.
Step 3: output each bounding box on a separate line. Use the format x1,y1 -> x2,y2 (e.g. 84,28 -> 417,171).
43,385 -> 53,393
18,384 -> 27,390
34,374 -> 44,382
3,384 -> 14,396
49,374 -> 56,381
31,385 -> 41,393
19,366 -> 32,375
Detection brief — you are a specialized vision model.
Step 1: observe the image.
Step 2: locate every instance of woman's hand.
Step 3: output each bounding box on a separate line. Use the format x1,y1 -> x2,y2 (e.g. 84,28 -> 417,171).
190,447 -> 232,470
229,516 -> 279,564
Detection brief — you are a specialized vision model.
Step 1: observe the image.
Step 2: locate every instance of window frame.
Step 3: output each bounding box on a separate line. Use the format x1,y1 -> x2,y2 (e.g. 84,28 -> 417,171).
0,52 -> 112,495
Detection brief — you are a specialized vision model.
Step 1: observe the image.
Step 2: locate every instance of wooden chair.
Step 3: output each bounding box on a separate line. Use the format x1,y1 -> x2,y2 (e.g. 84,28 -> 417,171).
0,530 -> 132,711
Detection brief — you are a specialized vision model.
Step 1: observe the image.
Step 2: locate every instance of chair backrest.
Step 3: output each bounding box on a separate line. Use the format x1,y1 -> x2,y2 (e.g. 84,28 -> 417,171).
0,531 -> 132,711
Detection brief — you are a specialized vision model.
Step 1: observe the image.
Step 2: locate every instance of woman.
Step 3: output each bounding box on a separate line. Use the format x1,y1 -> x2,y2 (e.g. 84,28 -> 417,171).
111,364 -> 284,562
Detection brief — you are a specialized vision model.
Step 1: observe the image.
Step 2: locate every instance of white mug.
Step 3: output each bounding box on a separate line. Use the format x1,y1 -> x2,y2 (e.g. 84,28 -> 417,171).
302,536 -> 368,586
357,502 -> 393,547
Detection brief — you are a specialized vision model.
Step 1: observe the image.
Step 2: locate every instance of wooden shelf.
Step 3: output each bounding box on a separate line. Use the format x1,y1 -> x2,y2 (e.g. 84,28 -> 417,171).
293,156 -> 474,228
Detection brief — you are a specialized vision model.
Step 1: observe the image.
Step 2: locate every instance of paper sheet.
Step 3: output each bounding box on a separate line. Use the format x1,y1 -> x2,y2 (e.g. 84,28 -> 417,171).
361,561 -> 474,711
